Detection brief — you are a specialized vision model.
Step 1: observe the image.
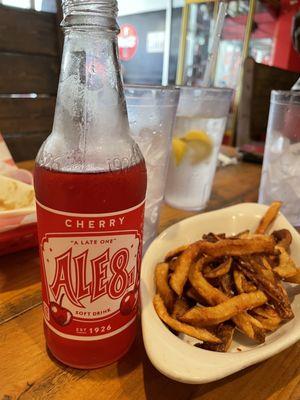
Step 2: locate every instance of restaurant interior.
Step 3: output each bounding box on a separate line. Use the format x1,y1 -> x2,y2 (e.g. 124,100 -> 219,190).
1,0 -> 300,399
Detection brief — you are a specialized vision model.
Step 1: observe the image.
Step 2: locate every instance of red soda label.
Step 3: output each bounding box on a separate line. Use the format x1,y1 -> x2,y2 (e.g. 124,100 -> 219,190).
36,200 -> 145,341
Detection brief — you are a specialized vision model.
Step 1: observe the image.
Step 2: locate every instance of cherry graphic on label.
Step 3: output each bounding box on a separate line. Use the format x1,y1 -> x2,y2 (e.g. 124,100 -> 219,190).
50,294 -> 73,326
120,290 -> 137,315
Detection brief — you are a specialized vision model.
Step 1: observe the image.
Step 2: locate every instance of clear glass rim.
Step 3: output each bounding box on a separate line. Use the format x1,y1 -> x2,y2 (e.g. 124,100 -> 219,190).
271,90 -> 300,105
124,84 -> 180,106
177,85 -> 233,97
124,84 -> 180,94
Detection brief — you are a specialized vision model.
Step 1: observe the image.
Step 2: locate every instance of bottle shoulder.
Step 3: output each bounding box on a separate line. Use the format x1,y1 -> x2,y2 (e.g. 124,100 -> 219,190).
36,131 -> 144,173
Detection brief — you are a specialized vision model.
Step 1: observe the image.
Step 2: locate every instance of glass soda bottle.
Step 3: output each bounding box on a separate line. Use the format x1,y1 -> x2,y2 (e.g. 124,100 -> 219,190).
34,0 -> 147,369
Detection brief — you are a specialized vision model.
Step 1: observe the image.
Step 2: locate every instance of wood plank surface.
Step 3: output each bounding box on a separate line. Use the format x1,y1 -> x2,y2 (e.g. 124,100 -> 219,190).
0,5 -> 58,56
251,61 -> 299,139
0,248 -> 41,324
0,97 -> 55,134
0,97 -> 55,161
4,132 -> 50,162
55,0 -> 64,55
2,297 -> 300,400
237,57 -> 299,145
2,160 -> 300,400
0,54 -> 59,94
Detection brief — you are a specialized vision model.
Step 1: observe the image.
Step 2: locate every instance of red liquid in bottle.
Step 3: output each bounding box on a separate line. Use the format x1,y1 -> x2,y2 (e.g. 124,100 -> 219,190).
34,161 -> 147,369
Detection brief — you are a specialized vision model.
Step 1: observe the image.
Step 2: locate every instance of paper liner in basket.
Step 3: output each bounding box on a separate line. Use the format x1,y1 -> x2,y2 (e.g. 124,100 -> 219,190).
0,134 -> 37,255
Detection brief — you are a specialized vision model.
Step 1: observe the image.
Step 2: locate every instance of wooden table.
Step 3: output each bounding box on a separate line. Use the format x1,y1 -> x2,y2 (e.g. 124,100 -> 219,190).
2,160 -> 300,400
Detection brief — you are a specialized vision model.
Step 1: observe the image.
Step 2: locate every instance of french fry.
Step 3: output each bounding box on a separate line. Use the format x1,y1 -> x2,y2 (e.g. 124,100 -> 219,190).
245,314 -> 266,342
186,287 -> 199,301
203,257 -> 232,279
170,237 -> 274,296
252,306 -> 282,332
273,246 -> 299,279
233,269 -> 257,294
255,201 -> 282,234
254,316 -> 280,332
271,229 -> 292,251
186,287 -> 205,303
262,257 -> 273,271
202,233 -> 225,242
253,256 -> 275,283
189,258 -> 229,305
155,263 -> 175,312
219,273 -> 234,297
246,313 -> 264,329
233,269 -> 245,294
243,280 -> 258,293
198,237 -> 275,258
172,298 -> 190,320
196,323 -> 235,352
181,291 -> 267,327
189,258 -> 265,342
153,294 -> 221,343
285,272 -> 300,284
169,259 -> 177,272
165,244 -> 189,261
238,257 -> 294,320
170,243 -> 200,296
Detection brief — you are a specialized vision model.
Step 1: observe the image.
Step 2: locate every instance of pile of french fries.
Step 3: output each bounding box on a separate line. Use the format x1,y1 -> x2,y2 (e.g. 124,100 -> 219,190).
153,202 -> 300,352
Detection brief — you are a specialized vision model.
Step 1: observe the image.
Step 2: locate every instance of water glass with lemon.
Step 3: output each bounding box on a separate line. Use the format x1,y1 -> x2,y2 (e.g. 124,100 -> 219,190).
165,87 -> 233,211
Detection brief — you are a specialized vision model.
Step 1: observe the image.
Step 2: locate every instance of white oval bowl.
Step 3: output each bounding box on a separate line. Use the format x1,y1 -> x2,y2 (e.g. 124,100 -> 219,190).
141,203 -> 300,384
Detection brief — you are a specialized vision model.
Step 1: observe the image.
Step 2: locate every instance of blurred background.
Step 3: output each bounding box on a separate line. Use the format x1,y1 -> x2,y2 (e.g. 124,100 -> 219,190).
118,0 -> 281,87
0,0 -> 299,160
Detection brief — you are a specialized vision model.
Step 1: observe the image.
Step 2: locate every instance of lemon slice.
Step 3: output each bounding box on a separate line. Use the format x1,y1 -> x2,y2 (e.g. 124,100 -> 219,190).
184,130 -> 213,164
172,137 -> 187,166
184,130 -> 211,143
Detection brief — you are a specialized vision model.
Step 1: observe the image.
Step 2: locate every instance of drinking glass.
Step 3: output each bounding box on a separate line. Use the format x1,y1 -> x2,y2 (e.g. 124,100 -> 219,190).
165,86 -> 233,211
259,91 -> 300,226
125,85 -> 179,248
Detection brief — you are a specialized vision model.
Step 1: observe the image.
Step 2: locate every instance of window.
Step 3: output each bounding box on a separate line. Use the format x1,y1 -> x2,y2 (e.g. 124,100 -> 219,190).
34,0 -> 43,10
34,0 -> 57,12
0,0 -> 57,12
2,0 -> 31,8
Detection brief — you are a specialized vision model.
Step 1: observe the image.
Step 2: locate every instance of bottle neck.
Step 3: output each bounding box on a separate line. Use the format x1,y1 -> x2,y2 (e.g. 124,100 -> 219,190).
52,28 -> 129,145
37,1 -> 144,173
